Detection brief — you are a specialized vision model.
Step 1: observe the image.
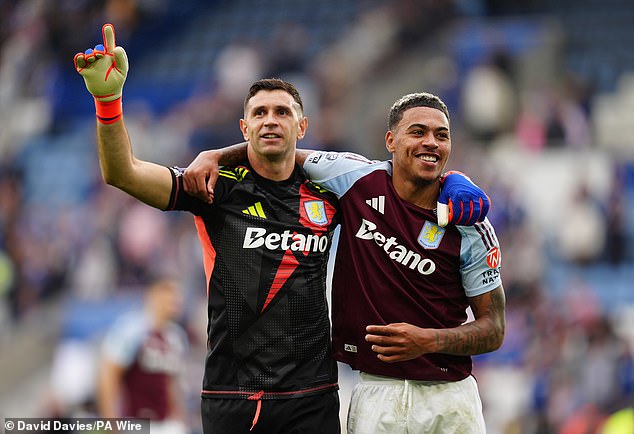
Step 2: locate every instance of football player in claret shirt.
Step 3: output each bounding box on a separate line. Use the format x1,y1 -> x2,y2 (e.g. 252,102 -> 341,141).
184,93 -> 505,434
98,278 -> 188,434
300,93 -> 505,434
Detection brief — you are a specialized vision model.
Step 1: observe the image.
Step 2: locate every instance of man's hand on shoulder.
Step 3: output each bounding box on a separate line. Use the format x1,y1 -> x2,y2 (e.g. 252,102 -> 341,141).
437,171 -> 490,227
182,142 -> 250,203
183,150 -> 219,204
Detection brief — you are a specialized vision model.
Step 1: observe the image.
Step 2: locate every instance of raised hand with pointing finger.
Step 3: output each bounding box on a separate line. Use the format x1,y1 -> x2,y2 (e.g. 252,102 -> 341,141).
74,24 -> 128,124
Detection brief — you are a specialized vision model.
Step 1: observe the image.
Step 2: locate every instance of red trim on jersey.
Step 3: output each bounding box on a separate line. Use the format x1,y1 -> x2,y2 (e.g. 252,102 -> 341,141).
262,249 -> 299,312
257,182 -> 336,313
194,215 -> 216,297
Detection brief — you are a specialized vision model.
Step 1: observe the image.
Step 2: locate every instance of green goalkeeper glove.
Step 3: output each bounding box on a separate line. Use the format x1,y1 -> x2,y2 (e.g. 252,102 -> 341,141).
73,23 -> 128,123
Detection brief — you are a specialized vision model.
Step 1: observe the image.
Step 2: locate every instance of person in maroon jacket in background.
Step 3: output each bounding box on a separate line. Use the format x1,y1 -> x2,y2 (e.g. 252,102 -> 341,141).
97,277 -> 188,434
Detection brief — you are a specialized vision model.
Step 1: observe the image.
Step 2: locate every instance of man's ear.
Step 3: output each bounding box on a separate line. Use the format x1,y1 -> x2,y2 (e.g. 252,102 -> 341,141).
297,116 -> 308,140
239,119 -> 248,141
385,130 -> 395,153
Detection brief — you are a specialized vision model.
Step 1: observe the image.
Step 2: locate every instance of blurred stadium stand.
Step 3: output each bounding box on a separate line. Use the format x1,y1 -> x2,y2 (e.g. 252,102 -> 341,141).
0,1 -> 633,433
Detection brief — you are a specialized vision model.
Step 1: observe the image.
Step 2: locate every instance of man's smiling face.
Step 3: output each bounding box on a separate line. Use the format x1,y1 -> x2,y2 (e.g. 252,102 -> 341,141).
385,105 -> 451,186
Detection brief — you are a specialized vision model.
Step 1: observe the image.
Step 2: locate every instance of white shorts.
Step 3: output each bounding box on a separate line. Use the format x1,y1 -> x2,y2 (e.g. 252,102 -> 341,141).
347,372 -> 486,434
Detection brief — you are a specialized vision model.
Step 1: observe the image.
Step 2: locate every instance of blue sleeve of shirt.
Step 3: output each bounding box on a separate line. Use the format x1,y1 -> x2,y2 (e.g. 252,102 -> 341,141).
457,218 -> 502,297
303,151 -> 390,198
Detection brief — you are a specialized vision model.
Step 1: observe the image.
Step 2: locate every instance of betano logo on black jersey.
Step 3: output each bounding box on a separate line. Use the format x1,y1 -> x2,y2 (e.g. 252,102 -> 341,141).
243,227 -> 330,253
355,219 -> 436,275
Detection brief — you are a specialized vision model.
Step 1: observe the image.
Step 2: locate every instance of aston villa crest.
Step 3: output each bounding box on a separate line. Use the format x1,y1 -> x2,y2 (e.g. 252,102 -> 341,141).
304,200 -> 328,226
417,221 -> 445,249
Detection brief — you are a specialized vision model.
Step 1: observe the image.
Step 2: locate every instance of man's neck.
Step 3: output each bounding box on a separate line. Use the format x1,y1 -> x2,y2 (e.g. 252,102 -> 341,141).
391,172 -> 440,210
247,148 -> 295,181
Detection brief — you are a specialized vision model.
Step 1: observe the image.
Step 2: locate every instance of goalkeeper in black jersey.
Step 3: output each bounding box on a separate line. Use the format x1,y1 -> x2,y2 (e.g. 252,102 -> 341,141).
75,24 -> 340,433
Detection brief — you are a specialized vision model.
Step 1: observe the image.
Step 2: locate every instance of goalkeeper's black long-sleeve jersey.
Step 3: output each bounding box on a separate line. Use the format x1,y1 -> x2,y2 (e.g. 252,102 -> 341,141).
167,163 -> 340,400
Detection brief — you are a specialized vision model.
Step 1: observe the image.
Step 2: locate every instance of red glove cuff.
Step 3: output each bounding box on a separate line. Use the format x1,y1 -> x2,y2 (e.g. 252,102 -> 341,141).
95,98 -> 122,124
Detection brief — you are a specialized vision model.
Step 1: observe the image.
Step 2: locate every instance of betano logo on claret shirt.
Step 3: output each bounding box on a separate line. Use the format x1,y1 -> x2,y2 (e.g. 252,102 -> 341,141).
355,219 -> 436,275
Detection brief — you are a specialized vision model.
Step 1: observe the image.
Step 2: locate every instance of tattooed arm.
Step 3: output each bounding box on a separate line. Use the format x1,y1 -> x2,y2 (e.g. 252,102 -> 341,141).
365,285 -> 506,363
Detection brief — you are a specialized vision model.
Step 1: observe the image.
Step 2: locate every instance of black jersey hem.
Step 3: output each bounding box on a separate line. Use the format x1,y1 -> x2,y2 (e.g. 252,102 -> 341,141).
200,382 -> 339,400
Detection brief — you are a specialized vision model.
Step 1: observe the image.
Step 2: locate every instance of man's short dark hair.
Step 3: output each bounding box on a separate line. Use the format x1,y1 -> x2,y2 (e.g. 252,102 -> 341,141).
244,78 -> 304,115
388,92 -> 450,130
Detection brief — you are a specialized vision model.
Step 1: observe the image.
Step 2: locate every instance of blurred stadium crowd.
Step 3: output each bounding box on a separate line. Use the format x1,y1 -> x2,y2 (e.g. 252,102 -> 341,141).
0,0 -> 633,433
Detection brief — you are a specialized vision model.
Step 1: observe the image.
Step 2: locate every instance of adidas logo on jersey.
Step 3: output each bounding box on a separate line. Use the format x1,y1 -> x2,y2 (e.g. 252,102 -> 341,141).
242,202 -> 267,218
365,196 -> 385,214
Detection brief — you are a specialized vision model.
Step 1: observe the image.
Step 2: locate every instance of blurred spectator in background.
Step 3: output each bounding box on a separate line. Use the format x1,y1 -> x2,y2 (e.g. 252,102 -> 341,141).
97,277 -> 188,434
462,50 -> 518,143
604,165 -> 628,266
557,182 -> 606,265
